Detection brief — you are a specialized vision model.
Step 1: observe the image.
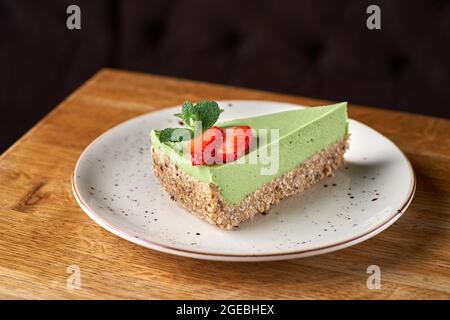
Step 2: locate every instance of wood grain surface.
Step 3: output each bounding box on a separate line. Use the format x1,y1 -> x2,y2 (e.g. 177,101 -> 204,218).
0,69 -> 449,299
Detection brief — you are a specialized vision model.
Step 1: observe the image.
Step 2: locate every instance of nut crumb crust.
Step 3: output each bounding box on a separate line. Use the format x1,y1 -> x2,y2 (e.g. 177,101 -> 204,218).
151,138 -> 348,230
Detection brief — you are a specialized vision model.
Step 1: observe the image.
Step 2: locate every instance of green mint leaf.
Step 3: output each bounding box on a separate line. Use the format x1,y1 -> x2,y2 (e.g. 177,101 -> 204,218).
193,100 -> 224,132
175,101 -> 195,128
157,128 -> 192,143
161,100 -> 224,142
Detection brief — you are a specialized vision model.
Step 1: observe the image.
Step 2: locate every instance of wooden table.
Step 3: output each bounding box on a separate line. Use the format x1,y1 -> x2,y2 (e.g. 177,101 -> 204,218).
0,69 -> 449,299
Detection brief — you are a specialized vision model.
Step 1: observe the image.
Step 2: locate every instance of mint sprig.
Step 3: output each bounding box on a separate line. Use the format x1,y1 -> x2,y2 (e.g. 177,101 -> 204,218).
158,128 -> 186,142
156,100 -> 224,143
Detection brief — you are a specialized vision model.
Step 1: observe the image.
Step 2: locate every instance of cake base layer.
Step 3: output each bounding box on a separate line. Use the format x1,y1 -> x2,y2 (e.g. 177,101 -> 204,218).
151,137 -> 348,230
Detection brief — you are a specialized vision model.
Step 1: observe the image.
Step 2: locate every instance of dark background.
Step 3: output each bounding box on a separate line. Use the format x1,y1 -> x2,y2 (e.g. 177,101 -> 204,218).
0,0 -> 449,153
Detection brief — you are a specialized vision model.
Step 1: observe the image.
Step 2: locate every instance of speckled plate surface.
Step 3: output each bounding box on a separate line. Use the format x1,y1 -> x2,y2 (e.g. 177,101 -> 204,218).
72,100 -> 415,261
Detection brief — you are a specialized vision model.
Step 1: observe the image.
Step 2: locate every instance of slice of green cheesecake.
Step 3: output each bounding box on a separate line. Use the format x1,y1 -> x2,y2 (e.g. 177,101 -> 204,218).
151,102 -> 348,229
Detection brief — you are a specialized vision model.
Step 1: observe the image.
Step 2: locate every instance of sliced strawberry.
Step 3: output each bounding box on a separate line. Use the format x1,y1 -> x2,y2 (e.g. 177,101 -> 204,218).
190,125 -> 253,165
218,126 -> 253,163
190,126 -> 224,165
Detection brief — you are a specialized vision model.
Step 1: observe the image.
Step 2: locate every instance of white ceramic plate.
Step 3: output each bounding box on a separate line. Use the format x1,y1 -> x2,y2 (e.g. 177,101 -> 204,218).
72,100 -> 415,261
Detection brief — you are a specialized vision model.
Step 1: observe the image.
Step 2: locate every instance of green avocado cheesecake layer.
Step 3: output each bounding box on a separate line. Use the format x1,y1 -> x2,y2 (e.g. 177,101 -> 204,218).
150,102 -> 348,204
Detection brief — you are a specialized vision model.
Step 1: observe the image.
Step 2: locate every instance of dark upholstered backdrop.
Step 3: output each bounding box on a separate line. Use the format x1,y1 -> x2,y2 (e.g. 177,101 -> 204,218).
0,0 -> 449,152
